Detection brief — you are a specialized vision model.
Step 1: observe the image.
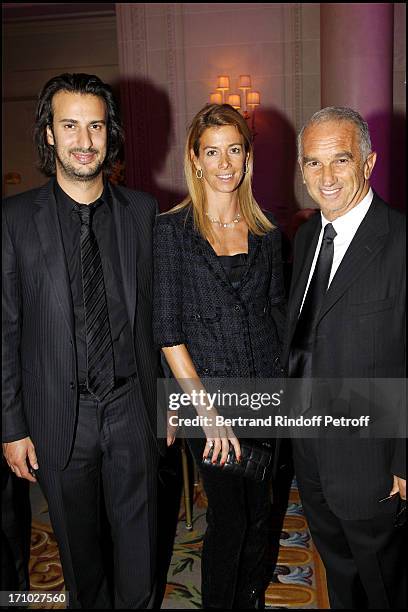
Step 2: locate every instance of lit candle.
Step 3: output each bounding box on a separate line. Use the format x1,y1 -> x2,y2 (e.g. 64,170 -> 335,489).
227,94 -> 241,109
210,92 -> 223,104
238,75 -> 251,89
216,75 -> 230,90
247,91 -> 260,106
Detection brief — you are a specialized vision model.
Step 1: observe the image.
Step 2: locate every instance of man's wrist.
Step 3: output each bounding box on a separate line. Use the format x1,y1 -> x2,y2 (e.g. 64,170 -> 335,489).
2,432 -> 29,444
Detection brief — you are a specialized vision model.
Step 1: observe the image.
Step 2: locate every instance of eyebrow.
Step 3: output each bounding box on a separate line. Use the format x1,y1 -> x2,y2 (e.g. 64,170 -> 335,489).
303,151 -> 354,163
203,143 -> 243,149
58,118 -> 106,124
334,151 -> 353,159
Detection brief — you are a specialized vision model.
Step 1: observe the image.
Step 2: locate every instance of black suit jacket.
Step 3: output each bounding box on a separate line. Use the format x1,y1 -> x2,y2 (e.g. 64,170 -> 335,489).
284,193 -> 406,519
2,179 -> 163,469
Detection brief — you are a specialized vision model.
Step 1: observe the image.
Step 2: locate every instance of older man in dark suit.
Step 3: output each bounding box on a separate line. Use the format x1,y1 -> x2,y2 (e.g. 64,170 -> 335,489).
2,73 -> 160,609
285,107 -> 406,609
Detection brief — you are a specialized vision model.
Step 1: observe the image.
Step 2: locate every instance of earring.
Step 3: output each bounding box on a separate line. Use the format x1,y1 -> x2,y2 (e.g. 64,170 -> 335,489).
196,169 -> 203,179
243,162 -> 248,174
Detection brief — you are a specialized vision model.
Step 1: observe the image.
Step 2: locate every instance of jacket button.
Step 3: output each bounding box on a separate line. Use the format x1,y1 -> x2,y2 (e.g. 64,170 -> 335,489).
203,368 -> 209,375
69,381 -> 75,389
194,313 -> 201,320
234,304 -> 241,312
273,356 -> 281,366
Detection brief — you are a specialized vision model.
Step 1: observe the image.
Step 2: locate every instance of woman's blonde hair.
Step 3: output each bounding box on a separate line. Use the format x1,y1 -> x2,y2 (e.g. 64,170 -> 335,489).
169,103 -> 274,240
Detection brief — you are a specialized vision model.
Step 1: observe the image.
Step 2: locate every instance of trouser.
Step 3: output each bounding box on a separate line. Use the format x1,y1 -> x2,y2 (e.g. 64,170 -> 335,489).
293,438 -> 406,609
188,437 -> 273,609
37,380 -> 158,609
152,445 -> 183,609
1,459 -> 31,592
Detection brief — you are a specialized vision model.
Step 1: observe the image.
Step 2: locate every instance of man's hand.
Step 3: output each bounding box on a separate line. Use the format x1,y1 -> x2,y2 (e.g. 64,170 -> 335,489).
2,437 -> 38,482
390,475 -> 406,500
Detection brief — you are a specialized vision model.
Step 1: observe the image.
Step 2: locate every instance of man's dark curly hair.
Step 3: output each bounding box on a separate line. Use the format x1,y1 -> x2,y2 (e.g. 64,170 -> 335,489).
34,73 -> 124,176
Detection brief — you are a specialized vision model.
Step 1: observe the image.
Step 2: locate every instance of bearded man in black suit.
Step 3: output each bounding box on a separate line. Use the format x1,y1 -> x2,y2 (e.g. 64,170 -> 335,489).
2,73 -> 160,609
284,107 -> 406,609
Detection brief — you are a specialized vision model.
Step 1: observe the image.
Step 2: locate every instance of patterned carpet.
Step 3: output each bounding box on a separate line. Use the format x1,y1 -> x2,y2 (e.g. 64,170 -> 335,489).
161,477 -> 329,609
28,473 -> 329,609
29,521 -> 65,609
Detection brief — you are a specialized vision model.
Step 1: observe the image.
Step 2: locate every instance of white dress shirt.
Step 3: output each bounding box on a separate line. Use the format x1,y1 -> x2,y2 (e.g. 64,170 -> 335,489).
299,188 -> 374,313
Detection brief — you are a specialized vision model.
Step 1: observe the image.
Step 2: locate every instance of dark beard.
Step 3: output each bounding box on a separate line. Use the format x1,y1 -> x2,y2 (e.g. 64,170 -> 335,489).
55,150 -> 104,182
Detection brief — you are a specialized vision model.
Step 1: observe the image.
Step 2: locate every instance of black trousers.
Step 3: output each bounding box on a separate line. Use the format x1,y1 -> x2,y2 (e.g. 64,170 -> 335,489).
37,381 -> 158,609
1,459 -> 31,593
293,438 -> 406,609
188,438 -> 273,609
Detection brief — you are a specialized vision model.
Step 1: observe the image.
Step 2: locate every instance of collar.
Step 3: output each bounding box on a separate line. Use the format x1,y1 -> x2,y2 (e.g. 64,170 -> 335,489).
54,180 -> 112,215
321,188 -> 373,236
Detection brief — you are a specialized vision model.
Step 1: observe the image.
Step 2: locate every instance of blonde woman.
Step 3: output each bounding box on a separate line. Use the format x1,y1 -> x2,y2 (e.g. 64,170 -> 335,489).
153,104 -> 286,609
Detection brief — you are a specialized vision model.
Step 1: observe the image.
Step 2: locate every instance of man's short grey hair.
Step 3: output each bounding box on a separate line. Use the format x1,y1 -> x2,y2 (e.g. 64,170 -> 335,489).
297,106 -> 372,162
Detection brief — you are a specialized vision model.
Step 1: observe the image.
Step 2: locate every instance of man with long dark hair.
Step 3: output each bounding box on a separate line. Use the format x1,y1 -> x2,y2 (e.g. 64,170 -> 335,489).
2,73 -> 160,608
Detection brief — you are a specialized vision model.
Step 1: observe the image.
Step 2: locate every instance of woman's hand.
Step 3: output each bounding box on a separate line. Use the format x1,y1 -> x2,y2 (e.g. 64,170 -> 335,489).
389,475 -> 406,500
167,410 -> 178,447
160,346 -> 241,462
202,425 -> 241,466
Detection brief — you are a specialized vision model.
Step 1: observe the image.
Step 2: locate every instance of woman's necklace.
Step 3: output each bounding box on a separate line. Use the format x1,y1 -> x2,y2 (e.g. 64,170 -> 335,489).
205,211 -> 241,228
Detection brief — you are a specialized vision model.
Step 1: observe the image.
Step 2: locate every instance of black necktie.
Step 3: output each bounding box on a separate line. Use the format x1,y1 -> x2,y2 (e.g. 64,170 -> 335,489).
289,222 -> 337,377
77,204 -> 115,400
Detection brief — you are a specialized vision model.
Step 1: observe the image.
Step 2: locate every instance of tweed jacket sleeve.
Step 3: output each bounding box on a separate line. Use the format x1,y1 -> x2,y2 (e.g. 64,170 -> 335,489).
153,213 -> 184,347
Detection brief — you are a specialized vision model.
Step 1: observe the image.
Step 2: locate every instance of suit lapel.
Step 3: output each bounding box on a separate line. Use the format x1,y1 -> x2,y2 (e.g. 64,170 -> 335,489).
318,195 -> 389,322
287,217 -> 321,341
191,217 -> 262,290
194,232 -> 232,286
110,185 -> 138,333
240,232 -> 262,288
33,180 -> 75,341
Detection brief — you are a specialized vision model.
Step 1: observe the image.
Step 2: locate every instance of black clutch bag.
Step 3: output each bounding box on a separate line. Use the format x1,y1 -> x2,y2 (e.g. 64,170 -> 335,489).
394,499 -> 406,528
202,439 -> 275,482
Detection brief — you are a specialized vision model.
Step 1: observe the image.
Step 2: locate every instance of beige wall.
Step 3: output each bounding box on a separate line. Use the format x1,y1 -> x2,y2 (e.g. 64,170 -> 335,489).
3,3 -> 406,211
2,15 -> 119,197
116,3 -> 321,213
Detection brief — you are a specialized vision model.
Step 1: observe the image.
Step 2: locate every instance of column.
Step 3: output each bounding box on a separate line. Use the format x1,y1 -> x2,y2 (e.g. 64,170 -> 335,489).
320,3 -> 394,202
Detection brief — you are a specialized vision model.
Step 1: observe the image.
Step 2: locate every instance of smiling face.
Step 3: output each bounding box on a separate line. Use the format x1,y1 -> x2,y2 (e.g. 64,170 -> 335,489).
300,119 -> 377,220
46,91 -> 107,182
191,125 -> 247,197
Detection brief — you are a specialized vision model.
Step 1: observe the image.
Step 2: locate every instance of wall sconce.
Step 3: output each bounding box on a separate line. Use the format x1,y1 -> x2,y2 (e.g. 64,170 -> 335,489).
209,74 -> 260,135
4,171 -> 22,185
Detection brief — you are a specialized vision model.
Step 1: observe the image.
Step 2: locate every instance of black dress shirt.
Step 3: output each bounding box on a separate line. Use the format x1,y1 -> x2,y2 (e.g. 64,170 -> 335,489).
55,182 -> 136,383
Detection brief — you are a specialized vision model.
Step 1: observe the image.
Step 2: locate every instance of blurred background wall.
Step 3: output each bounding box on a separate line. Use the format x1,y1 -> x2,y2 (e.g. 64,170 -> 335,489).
2,3 -> 406,230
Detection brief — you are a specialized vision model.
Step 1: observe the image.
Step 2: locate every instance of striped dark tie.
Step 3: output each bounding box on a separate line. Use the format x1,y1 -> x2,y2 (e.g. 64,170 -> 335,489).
77,204 -> 115,401
295,222 -> 337,343
289,222 -> 337,377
